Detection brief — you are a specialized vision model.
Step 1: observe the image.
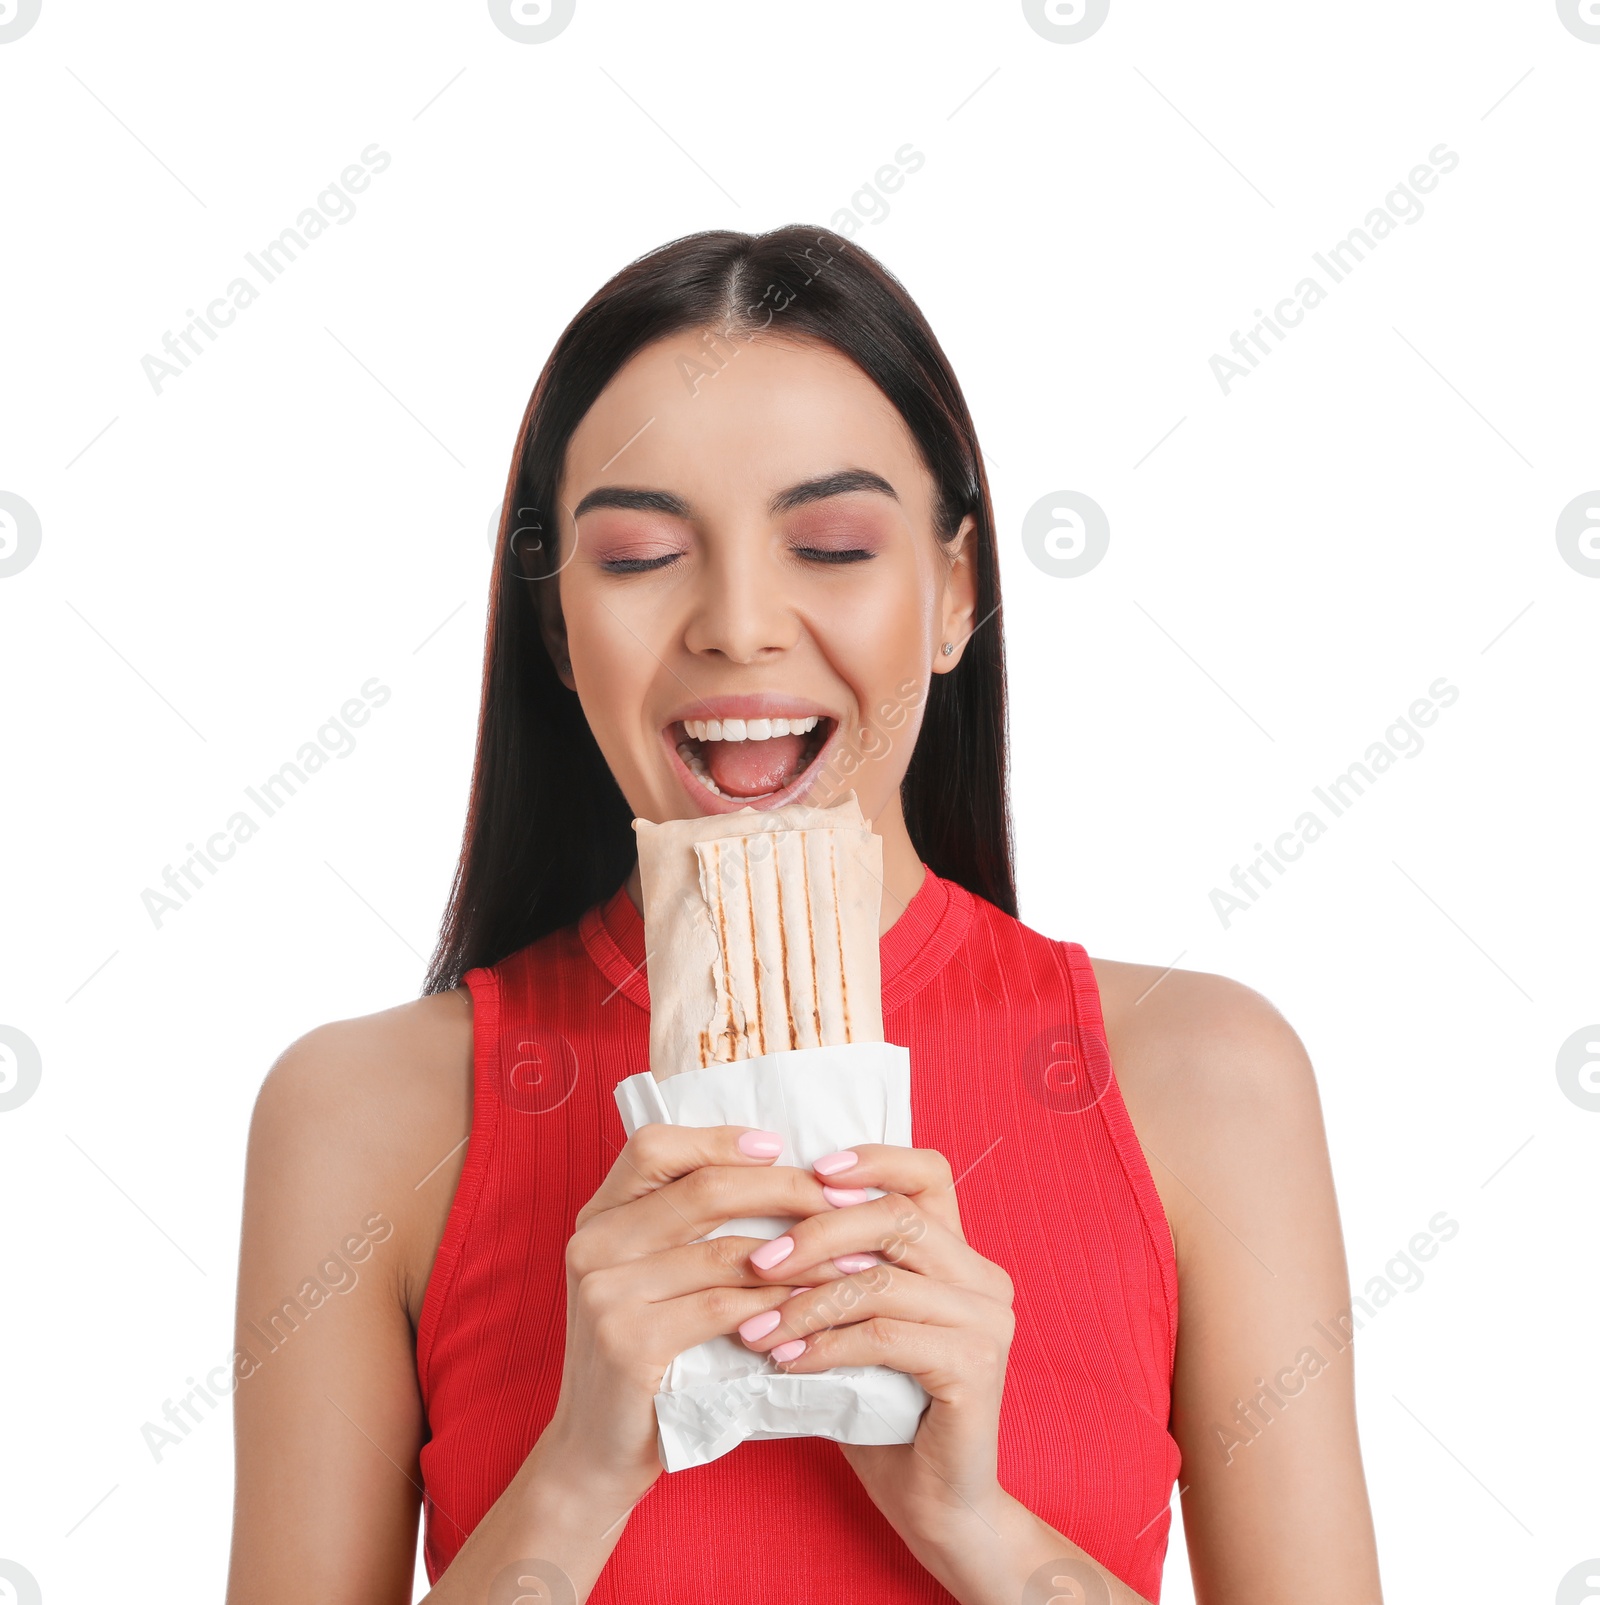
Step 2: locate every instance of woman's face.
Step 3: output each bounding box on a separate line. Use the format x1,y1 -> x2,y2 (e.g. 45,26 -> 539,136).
543,330 -> 976,831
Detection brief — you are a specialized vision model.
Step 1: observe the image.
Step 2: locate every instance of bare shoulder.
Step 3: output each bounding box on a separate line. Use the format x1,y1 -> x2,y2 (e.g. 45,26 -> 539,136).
1085,957 -> 1329,1257
1082,958 -> 1381,1592
1088,956 -> 1320,1123
253,987 -> 475,1132
246,988 -> 476,1325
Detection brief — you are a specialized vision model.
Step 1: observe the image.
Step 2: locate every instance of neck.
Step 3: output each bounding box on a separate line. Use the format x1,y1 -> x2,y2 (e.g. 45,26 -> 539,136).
620,792 -> 926,938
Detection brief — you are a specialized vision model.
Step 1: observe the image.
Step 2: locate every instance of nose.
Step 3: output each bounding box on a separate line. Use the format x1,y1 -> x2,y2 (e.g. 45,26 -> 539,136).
681,537 -> 800,664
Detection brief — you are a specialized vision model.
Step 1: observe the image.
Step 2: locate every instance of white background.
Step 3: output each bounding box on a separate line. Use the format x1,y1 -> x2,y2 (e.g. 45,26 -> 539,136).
2,2 -> 1597,1601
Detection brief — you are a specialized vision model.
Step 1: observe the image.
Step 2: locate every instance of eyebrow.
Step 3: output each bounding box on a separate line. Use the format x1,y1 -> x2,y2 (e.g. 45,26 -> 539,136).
571,467 -> 899,522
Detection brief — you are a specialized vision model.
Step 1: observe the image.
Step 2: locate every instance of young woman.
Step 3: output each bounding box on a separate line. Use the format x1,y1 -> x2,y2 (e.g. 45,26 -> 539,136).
225,227 -> 1383,1604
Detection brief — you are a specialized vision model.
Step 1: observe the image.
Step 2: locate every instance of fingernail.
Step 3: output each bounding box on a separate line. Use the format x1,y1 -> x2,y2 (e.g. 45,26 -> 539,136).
813,1150 -> 858,1176
770,1338 -> 807,1363
822,1186 -> 870,1207
738,1308 -> 783,1343
738,1130 -> 783,1158
750,1234 -> 794,1270
833,1252 -> 878,1274
786,1285 -> 812,1298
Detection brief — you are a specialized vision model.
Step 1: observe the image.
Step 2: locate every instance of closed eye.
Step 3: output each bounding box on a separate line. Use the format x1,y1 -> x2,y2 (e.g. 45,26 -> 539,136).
599,547 -> 875,573
599,553 -> 679,574
794,547 -> 875,564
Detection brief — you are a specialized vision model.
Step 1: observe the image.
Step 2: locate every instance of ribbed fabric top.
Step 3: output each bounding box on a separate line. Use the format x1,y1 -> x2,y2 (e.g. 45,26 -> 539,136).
417,866 -> 1180,1600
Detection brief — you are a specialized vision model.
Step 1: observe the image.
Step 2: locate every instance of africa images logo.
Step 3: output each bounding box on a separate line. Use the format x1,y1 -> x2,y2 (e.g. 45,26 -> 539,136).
0,491 -> 42,578
1021,0 -> 1110,45
487,0 -> 576,44
0,0 -> 42,43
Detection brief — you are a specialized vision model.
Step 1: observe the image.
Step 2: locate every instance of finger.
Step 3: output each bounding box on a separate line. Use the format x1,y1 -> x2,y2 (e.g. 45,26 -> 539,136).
605,1234 -> 856,1304
808,1143 -> 968,1238
576,1123 -> 786,1227
736,1262 -> 981,1354
609,1281 -> 806,1372
764,1313 -> 1012,1399
650,1261 -> 1008,1375
744,1191 -> 1006,1301
578,1161 -> 835,1268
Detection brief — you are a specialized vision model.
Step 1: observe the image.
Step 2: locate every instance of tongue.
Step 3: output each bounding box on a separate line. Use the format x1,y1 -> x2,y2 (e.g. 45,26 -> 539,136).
704,733 -> 810,798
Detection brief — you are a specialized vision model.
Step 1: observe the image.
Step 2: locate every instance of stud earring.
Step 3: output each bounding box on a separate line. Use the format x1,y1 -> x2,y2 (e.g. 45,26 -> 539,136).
941,641 -> 955,656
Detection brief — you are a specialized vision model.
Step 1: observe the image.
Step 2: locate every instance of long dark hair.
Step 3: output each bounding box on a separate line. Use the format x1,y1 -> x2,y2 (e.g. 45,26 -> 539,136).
424,225 -> 1014,993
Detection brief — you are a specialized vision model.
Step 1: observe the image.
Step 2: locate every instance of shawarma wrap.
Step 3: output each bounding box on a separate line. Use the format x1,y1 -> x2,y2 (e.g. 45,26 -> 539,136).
633,793 -> 884,1078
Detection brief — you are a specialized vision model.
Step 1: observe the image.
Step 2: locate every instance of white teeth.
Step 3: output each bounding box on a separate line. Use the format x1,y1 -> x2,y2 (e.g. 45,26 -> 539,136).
676,741 -> 730,795
675,714 -> 828,802
681,713 -> 820,742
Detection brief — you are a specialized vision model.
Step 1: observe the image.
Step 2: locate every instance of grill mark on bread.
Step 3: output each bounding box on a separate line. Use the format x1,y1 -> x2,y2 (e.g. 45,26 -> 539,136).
800,831 -> 821,1045
710,841 -> 737,1062
773,839 -> 797,1050
741,835 -> 765,1056
651,807 -> 881,1079
830,832 -> 851,1041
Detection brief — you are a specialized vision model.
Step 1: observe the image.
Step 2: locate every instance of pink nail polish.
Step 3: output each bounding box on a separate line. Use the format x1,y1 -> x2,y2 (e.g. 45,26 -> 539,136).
738,1130 -> 783,1157
813,1150 -> 858,1176
822,1186 -> 870,1207
750,1234 -> 794,1270
770,1338 -> 807,1363
738,1308 -> 783,1343
833,1252 -> 878,1274
786,1286 -> 812,1298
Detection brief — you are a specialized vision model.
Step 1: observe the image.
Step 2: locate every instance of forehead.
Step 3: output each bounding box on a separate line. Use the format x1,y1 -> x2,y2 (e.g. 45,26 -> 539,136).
559,332 -> 932,520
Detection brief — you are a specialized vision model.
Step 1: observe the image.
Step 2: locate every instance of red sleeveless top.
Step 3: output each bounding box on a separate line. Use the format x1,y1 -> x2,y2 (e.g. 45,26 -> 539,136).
417,866 -> 1180,1600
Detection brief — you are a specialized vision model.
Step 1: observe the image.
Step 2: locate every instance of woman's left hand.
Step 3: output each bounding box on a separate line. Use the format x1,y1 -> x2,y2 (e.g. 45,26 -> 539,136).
736,1143 -> 1016,1541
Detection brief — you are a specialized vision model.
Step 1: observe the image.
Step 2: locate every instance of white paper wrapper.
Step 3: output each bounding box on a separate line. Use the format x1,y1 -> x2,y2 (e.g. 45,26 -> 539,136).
613,1039 -> 931,1471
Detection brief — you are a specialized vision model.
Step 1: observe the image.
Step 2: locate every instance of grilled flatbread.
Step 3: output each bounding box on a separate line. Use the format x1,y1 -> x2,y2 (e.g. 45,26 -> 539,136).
633,793 -> 884,1077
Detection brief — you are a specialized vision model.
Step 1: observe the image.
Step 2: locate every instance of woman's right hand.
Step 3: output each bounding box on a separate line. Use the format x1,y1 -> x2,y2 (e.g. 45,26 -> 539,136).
534,1122 -> 834,1507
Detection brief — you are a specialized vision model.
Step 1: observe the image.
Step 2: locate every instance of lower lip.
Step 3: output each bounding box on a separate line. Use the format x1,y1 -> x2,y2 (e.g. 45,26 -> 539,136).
662,721 -> 842,815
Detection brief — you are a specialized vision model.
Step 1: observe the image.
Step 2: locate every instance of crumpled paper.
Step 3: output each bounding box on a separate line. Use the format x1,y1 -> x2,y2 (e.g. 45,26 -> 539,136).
613,1039 -> 931,1471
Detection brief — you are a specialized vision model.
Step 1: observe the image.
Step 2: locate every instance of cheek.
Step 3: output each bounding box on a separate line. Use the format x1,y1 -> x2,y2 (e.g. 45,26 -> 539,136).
560,579 -> 664,722
807,554 -> 932,667
805,567 -> 932,765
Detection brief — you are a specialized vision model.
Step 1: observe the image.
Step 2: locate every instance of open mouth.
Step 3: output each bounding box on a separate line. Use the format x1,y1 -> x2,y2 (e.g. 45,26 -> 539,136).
667,713 -> 838,810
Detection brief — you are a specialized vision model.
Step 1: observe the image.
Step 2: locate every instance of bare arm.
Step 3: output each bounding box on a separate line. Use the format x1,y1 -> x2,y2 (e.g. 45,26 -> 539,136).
225,992 -> 475,1603
1101,965 -> 1384,1604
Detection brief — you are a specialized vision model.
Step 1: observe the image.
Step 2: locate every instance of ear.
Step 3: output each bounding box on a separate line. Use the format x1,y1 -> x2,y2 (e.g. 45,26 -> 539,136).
934,514 -> 980,673
534,573 -> 576,691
